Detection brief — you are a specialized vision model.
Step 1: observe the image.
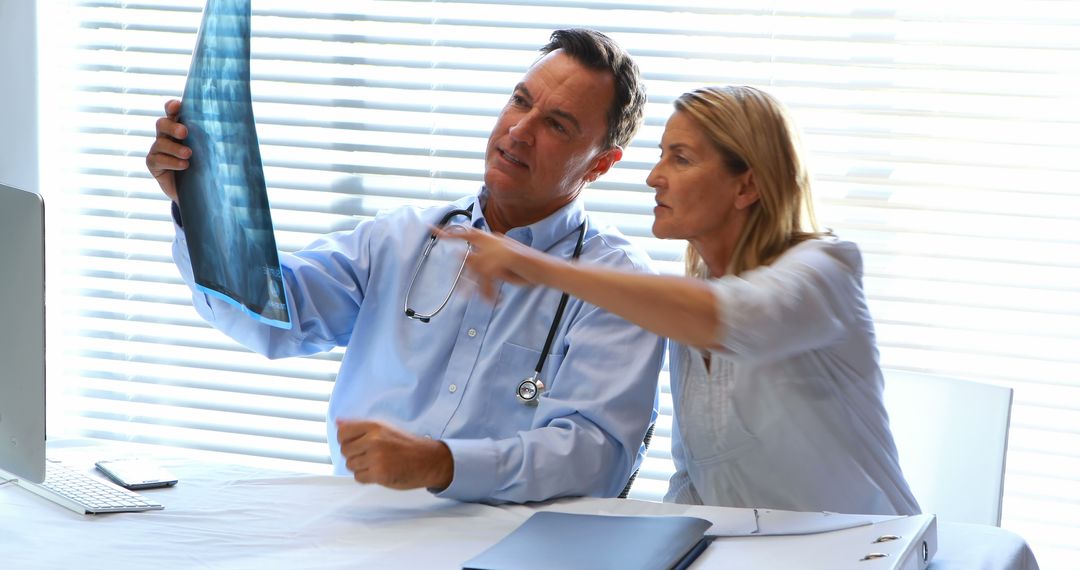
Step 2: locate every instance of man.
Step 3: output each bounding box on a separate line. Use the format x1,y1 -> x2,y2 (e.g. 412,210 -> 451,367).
146,29 -> 664,503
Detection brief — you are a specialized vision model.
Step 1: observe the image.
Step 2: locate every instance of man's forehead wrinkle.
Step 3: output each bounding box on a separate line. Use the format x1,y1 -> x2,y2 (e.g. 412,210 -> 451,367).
518,65 -> 606,137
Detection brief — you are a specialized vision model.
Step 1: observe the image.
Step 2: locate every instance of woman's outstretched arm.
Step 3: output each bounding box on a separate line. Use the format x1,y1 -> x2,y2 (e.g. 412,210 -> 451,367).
443,227 -> 724,349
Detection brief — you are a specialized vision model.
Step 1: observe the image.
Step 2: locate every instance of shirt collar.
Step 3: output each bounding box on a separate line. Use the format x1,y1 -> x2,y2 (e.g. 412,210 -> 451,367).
468,187 -> 586,252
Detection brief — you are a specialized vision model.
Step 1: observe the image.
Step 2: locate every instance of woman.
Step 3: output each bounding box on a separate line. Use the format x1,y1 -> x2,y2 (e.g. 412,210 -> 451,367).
446,86 -> 919,515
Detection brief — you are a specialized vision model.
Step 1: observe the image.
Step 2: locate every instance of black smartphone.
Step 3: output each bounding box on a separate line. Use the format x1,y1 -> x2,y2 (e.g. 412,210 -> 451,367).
95,459 -> 179,490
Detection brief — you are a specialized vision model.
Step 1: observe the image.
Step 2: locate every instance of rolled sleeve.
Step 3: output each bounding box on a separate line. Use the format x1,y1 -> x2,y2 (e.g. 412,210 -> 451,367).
711,238 -> 861,361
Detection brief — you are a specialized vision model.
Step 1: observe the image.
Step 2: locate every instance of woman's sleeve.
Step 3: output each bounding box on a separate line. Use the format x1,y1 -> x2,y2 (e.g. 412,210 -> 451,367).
710,240 -> 866,362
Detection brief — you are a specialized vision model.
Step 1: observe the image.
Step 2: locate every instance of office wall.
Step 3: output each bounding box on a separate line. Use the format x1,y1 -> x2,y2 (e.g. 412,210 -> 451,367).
0,0 -> 38,192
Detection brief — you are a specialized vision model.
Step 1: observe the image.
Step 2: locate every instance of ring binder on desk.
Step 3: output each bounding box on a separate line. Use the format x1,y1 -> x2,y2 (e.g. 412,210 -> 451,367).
850,515 -> 936,570
698,512 -> 936,570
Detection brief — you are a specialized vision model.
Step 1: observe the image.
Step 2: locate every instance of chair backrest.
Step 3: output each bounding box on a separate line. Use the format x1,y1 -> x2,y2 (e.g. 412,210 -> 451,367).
618,423 -> 656,499
882,369 -> 1013,526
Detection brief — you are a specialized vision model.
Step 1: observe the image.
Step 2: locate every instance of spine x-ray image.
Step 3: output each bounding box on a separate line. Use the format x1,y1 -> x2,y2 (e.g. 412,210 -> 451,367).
175,0 -> 290,328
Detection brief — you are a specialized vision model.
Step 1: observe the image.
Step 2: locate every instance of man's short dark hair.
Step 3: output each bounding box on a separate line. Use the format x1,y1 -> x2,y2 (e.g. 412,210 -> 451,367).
540,29 -> 646,150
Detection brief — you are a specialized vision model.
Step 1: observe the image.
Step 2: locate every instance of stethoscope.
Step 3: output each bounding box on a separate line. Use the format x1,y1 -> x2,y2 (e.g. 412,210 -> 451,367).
403,205 -> 475,323
403,204 -> 587,405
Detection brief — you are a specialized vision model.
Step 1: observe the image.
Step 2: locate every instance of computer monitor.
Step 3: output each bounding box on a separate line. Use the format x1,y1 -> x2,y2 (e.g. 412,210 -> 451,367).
0,182 -> 46,484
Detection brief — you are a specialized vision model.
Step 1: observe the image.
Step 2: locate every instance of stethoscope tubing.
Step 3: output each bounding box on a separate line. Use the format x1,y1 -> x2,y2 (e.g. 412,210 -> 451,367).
404,203 -> 587,404
532,219 -> 587,378
403,206 -> 474,323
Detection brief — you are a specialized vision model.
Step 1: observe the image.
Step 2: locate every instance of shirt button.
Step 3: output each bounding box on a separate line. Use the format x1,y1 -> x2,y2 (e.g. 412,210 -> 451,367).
467,328 -> 477,337
448,384 -> 458,393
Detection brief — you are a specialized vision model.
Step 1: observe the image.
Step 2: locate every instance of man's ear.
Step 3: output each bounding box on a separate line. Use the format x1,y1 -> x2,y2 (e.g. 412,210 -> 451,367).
584,146 -> 623,183
735,170 -> 761,210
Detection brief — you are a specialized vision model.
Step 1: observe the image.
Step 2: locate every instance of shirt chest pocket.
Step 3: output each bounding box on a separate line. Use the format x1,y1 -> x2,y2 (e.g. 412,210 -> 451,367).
497,341 -> 566,397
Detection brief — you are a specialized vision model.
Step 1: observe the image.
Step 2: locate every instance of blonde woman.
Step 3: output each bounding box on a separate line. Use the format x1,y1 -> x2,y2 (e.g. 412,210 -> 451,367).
445,86 -> 920,515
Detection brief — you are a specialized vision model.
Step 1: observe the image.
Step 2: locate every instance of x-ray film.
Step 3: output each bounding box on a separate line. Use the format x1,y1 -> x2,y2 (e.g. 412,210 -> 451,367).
175,0 -> 290,328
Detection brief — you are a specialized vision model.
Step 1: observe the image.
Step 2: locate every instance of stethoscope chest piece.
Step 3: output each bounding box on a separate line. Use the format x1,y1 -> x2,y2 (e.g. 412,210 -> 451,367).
517,373 -> 544,405
511,218 -> 586,406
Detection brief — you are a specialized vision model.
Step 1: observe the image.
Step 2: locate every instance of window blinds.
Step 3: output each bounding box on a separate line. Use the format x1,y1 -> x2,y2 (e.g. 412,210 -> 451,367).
37,1 -> 1079,567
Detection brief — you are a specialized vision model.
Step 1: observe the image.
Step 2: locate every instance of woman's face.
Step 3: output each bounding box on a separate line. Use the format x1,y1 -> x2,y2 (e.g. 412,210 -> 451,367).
647,110 -> 757,244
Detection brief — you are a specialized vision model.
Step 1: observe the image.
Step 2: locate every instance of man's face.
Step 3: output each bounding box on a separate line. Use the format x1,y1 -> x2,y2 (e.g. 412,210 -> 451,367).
483,50 -> 620,230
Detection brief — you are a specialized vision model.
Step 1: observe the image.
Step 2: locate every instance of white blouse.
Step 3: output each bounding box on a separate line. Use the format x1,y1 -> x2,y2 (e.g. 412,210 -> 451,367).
664,237 -> 920,515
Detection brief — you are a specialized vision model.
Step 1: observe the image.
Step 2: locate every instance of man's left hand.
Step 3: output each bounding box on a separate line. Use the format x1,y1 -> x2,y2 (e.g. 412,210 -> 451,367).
336,419 -> 454,491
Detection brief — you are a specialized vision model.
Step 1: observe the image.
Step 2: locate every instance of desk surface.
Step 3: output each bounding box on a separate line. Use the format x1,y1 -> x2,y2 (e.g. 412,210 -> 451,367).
0,441 -> 1039,570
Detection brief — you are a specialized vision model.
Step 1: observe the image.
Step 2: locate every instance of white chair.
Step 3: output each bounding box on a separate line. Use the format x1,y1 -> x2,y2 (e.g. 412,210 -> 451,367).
882,369 -> 1013,526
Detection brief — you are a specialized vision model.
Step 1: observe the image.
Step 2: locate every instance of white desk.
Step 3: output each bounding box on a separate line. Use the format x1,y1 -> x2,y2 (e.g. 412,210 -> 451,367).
0,442 -> 1039,570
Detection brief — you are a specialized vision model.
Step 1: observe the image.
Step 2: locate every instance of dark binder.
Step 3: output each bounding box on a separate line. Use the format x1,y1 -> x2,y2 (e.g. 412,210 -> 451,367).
463,511 -> 713,570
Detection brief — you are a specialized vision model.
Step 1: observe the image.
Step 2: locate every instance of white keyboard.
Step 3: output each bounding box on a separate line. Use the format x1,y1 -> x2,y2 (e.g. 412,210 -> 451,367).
15,460 -> 164,514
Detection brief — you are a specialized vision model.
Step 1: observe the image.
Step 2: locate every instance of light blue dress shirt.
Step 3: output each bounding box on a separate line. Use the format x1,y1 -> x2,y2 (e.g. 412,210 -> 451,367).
172,190 -> 664,503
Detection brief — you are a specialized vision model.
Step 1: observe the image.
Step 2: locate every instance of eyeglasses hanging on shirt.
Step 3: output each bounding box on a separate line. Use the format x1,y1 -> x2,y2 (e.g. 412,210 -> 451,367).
403,205 -> 587,405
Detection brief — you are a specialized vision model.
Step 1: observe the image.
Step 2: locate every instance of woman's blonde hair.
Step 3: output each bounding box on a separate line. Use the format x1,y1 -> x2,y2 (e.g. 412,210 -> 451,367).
674,86 -> 827,278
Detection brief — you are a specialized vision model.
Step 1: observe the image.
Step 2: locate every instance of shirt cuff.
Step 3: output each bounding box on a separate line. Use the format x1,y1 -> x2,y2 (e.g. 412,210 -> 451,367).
170,200 -> 184,228
434,437 -> 498,502
707,278 -> 757,356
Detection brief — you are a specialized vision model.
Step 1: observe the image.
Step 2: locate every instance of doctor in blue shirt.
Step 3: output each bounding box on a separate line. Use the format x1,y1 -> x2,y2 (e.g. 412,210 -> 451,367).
145,29 -> 664,503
